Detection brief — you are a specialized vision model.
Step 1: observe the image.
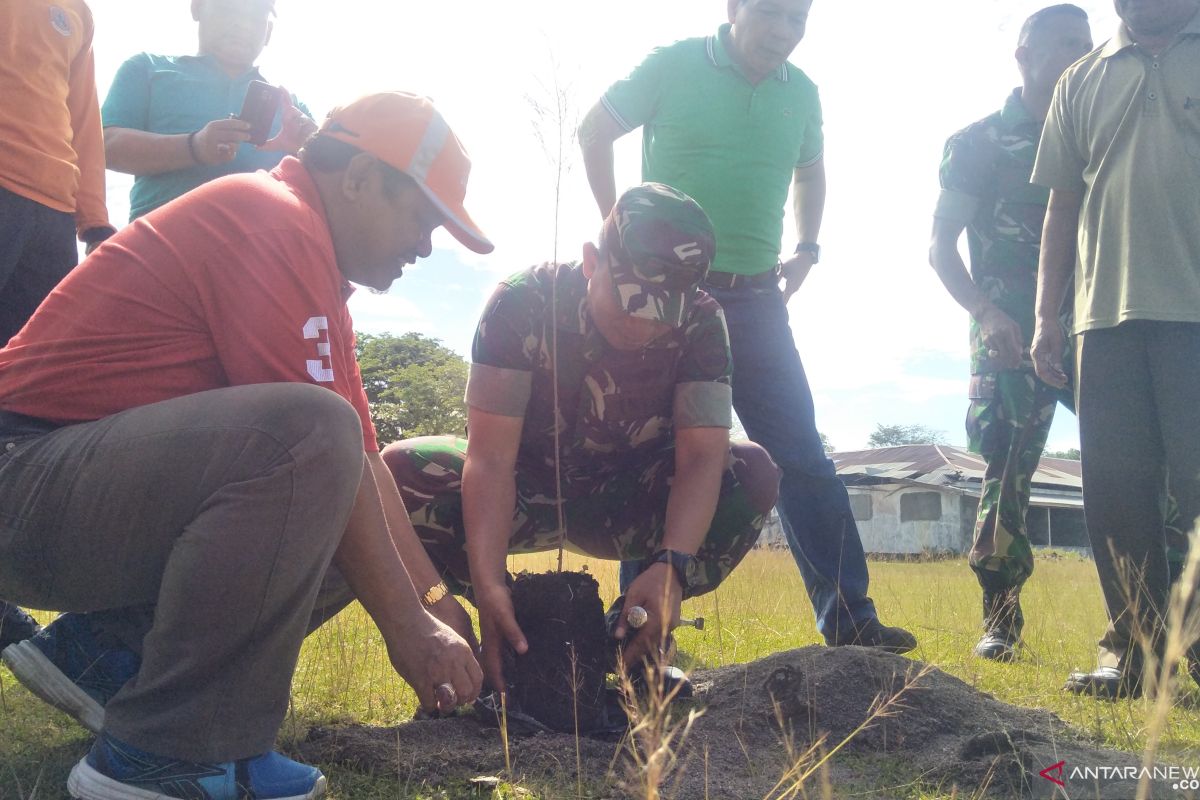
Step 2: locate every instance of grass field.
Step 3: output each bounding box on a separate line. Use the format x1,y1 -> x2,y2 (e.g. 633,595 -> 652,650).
2,550 -> 1198,799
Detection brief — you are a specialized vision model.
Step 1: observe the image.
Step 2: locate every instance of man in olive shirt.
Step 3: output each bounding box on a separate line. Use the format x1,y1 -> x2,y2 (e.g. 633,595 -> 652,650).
1031,0 -> 1200,698
580,0 -> 915,652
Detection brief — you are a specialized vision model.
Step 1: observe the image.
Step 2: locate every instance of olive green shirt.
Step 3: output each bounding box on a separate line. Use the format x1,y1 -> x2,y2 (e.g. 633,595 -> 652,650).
601,25 -> 823,276
1031,10 -> 1200,334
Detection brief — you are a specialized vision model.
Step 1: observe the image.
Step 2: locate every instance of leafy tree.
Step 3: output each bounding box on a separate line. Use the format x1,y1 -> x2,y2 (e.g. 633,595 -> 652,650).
819,432 -> 835,453
867,423 -> 948,448
355,332 -> 468,445
1044,447 -> 1081,460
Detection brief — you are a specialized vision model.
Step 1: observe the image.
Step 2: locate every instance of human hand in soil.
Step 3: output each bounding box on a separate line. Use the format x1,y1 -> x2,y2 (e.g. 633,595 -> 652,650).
427,592 -> 480,655
387,610 -> 483,715
615,563 -> 682,667
475,583 -> 528,692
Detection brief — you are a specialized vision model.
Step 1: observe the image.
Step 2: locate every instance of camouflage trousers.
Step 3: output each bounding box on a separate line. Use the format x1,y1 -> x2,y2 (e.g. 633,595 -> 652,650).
381,437 -> 780,599
966,370 -> 1069,592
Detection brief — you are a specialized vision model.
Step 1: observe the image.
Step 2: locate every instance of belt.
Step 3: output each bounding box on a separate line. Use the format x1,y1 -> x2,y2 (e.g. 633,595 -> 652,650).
703,266 -> 780,290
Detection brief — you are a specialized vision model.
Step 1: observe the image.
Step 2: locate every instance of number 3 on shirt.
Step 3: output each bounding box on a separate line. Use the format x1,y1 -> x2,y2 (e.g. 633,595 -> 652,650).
303,316 -> 335,382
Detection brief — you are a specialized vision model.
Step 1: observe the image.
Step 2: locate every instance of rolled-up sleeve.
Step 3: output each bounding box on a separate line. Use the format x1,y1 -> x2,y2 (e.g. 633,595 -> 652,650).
674,381 -> 732,428
673,296 -> 733,429
465,363 -> 531,418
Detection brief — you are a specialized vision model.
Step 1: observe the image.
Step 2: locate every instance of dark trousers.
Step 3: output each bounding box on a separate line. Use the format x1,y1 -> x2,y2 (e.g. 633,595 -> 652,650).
1077,321 -> 1200,671
0,385 -> 365,761
707,282 -> 876,637
0,187 -> 78,345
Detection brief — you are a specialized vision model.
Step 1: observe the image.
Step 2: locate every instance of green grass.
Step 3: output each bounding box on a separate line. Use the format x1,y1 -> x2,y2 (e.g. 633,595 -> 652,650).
3,551 -> 1198,799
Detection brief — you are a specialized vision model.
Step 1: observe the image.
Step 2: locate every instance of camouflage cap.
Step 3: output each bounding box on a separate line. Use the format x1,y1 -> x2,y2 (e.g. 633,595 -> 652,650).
602,183 -> 715,328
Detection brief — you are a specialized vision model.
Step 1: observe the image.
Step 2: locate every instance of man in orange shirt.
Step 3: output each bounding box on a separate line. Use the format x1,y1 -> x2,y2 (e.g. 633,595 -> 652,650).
0,0 -> 116,654
0,93 -> 488,800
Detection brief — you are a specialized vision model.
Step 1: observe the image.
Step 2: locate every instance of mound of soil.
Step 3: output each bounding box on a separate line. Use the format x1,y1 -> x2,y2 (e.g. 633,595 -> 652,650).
301,646 -> 1193,798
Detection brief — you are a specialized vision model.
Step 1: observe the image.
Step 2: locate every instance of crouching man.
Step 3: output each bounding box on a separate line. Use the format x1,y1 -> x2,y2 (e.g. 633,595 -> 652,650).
383,183 -> 781,695
0,93 -> 485,800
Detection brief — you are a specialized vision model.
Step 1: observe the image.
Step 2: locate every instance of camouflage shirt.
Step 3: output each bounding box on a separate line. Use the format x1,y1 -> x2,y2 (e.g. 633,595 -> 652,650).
936,89 -> 1052,376
466,263 -> 733,487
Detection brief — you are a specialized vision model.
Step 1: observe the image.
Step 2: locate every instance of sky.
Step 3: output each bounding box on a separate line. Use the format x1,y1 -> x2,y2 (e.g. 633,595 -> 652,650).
85,0 -> 1125,452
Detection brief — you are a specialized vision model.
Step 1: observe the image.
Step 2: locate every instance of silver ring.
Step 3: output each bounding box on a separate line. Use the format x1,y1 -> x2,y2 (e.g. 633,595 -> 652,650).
437,682 -> 457,704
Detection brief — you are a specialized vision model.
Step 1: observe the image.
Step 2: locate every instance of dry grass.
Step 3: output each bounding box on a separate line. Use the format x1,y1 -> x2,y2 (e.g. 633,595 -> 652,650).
3,550 -> 1199,799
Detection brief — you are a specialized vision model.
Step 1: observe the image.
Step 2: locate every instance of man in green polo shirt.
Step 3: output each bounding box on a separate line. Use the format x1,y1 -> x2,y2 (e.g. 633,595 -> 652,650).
1031,0 -> 1200,699
929,5 -> 1091,663
102,0 -> 315,220
580,0 -> 916,653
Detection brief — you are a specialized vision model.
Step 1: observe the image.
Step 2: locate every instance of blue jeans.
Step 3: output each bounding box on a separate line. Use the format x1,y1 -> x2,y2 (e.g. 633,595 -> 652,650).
620,281 -> 877,638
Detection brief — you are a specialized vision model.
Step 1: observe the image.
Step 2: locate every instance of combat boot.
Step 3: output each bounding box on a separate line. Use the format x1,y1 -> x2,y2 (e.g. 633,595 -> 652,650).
974,590 -> 1023,662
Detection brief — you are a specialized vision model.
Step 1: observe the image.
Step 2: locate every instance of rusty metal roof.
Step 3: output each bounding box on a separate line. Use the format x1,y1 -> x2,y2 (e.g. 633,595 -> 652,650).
831,444 -> 1082,489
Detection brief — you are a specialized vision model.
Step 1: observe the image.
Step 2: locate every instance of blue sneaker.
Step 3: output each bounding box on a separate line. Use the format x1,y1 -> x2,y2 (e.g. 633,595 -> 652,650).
67,733 -> 326,800
0,601 -> 41,651
1,612 -> 140,733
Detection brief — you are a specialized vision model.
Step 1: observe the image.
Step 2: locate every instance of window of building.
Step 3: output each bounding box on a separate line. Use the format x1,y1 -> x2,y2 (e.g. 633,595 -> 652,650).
849,493 -> 873,521
900,491 -> 942,522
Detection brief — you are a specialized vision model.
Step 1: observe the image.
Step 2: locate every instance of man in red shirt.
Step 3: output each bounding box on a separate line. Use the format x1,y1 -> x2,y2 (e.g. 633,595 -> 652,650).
0,92 -> 488,800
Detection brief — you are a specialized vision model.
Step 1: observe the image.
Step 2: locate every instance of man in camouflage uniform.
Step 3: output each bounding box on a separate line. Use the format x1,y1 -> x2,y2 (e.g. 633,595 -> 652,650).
383,183 -> 780,692
929,5 -> 1092,661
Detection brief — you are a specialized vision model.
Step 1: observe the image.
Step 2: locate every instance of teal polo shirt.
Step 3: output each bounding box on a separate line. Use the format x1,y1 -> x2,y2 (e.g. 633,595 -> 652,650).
602,24 -> 823,276
102,53 -> 310,220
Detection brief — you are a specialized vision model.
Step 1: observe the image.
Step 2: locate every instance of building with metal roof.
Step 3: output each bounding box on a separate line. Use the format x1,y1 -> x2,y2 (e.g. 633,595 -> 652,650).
757,445 -> 1088,556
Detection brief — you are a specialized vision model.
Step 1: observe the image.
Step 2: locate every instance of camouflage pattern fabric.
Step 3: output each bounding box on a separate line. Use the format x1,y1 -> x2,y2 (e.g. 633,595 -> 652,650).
382,436 -> 777,599
604,182 -> 715,328
966,372 -> 1063,590
940,89 -> 1073,377
944,91 -> 1076,592
471,263 -> 733,491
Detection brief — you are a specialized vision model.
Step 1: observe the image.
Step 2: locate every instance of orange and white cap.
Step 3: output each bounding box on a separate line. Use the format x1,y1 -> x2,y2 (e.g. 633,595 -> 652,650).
319,92 -> 493,254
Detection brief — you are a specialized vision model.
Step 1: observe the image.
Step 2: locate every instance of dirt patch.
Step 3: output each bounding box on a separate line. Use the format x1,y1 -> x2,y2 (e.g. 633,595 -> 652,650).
301,647 -> 1194,798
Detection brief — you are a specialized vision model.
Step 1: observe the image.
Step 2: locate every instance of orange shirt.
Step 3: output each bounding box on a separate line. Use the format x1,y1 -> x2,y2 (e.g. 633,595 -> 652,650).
0,0 -> 109,234
0,157 -> 379,452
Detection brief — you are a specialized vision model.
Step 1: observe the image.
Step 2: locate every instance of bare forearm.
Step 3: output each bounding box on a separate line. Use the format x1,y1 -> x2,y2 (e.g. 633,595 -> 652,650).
579,103 -> 622,218
104,127 -> 196,175
367,454 -> 442,595
929,235 -> 992,318
582,142 -> 617,218
793,161 -> 826,244
1035,191 -> 1081,322
462,458 -> 517,591
332,456 -> 424,639
662,438 -> 727,555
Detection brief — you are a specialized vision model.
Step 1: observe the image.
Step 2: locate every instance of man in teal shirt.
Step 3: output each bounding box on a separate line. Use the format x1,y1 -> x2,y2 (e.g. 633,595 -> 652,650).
580,0 -> 915,652
102,0 -> 314,220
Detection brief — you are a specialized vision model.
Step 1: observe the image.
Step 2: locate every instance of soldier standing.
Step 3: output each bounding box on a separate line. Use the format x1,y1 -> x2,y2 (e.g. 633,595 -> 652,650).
382,184 -> 781,694
929,5 -> 1092,661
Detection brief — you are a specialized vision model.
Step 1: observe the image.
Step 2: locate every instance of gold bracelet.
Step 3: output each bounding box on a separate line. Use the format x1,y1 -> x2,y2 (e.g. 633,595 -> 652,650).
421,580 -> 449,608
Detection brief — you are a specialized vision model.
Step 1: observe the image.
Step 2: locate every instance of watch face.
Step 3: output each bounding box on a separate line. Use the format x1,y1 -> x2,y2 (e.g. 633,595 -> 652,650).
684,556 -> 701,589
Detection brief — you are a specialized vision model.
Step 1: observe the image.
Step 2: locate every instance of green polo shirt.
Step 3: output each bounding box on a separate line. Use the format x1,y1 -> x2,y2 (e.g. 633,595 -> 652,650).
602,25 -> 823,276
1032,10 -> 1200,334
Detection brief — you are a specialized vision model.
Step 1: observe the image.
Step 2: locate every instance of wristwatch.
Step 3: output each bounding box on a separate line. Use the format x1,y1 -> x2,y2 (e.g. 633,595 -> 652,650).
794,242 -> 821,263
643,549 -> 701,592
